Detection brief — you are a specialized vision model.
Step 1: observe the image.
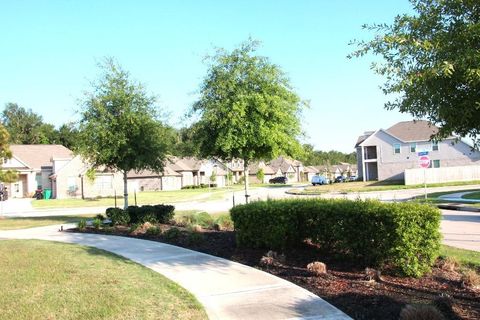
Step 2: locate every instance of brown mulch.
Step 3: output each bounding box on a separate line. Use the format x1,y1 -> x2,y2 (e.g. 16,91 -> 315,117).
72,225 -> 480,320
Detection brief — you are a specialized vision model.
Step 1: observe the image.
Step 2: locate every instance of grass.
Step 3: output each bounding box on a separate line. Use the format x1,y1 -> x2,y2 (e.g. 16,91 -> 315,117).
31,185 -> 253,209
288,180 -> 480,195
0,240 -> 206,320
0,214 -> 96,230
440,245 -> 480,270
462,191 -> 480,200
412,189 -> 480,208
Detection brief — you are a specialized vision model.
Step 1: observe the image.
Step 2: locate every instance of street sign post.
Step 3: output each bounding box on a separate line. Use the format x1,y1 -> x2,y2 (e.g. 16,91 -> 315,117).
419,155 -> 430,199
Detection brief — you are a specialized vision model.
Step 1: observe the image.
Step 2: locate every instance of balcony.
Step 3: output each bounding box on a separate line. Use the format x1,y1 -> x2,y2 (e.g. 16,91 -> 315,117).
364,146 -> 377,160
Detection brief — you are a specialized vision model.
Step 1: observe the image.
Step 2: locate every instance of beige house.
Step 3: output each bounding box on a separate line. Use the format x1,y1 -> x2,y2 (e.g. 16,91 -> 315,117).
127,157 -> 228,191
356,120 -> 480,182
248,162 -> 276,183
1,144 -> 123,199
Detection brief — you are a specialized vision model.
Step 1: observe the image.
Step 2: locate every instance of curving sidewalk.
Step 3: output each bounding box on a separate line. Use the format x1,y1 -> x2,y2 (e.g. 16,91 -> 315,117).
0,225 -> 350,320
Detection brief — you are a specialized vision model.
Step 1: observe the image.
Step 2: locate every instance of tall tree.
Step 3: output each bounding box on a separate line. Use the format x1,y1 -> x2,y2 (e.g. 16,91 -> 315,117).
1,103 -> 51,144
77,58 -> 172,208
191,39 -> 305,202
0,125 -> 18,184
56,123 -> 80,150
350,0 -> 480,147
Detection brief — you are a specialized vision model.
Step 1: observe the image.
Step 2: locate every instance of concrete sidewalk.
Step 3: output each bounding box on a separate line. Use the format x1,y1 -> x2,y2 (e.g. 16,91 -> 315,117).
0,225 -> 350,320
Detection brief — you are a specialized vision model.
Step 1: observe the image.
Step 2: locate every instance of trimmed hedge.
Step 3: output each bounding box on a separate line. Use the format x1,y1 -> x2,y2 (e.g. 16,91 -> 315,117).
230,198 -> 442,277
106,204 -> 175,225
106,207 -> 130,225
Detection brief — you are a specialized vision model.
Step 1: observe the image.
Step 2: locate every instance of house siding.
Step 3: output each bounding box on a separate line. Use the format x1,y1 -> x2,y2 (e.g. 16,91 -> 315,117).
358,129 -> 480,181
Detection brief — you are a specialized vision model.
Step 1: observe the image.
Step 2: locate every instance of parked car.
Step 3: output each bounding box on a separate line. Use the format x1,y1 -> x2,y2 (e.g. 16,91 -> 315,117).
348,175 -> 358,182
311,175 -> 328,186
334,176 -> 346,183
269,176 -> 287,184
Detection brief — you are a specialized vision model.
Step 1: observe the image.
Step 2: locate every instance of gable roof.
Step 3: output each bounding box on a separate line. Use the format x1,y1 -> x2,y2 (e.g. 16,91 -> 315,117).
268,156 -> 300,173
9,144 -> 73,170
386,120 -> 440,142
128,165 -> 182,178
248,162 -> 275,175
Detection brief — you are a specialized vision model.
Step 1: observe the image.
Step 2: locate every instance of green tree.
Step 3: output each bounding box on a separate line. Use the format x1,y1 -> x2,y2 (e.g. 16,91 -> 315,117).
0,125 -> 18,184
55,123 -> 80,150
191,40 -> 305,202
351,0 -> 480,147
77,58 -> 172,208
1,103 -> 52,144
256,168 -> 265,184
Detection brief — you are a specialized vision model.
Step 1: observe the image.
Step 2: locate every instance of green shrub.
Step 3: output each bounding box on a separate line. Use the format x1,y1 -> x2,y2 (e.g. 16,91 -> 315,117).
127,205 -> 175,224
106,207 -> 130,225
179,211 -> 214,229
214,214 -> 234,230
230,198 -> 442,277
163,227 -> 182,241
95,214 -> 105,221
77,219 -> 87,231
92,218 -> 102,230
146,226 -> 161,236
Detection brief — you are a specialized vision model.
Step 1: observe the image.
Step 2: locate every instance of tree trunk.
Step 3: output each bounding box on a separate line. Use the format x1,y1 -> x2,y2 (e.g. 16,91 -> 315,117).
123,171 -> 128,209
243,160 -> 249,204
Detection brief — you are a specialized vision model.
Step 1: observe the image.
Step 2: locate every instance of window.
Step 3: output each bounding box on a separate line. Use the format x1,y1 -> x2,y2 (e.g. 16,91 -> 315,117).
410,143 -> 416,153
432,141 -> 439,151
393,143 -> 401,154
95,175 -> 112,190
67,176 -> 77,192
430,160 -> 440,168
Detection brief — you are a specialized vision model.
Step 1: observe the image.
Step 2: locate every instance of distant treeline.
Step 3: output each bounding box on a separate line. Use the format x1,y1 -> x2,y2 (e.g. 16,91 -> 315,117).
300,144 -> 356,166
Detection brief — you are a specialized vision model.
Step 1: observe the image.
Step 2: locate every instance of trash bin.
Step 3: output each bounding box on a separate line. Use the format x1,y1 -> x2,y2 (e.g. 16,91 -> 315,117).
44,189 -> 52,200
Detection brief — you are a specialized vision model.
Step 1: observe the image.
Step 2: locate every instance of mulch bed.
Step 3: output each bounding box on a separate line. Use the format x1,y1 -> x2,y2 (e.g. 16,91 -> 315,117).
72,225 -> 480,320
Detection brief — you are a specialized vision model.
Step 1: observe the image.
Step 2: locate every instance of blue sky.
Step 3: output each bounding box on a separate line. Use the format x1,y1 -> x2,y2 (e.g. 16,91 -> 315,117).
0,0 -> 414,153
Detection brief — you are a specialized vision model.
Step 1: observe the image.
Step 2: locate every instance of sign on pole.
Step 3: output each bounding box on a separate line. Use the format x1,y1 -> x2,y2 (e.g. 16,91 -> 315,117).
419,155 -> 430,168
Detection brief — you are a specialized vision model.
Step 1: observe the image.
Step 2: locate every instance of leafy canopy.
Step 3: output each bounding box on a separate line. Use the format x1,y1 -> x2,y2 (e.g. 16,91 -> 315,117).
77,58 -> 171,174
0,125 -> 18,183
351,0 -> 480,146
191,39 -> 305,164
1,103 -> 53,144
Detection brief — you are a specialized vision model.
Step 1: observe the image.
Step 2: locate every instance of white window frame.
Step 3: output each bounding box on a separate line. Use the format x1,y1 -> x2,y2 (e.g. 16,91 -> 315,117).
393,143 -> 401,154
432,141 -> 439,151
410,143 -> 417,153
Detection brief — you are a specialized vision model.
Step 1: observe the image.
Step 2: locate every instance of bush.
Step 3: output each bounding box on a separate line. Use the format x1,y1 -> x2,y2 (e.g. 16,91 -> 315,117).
230,198 -> 442,277
78,219 -> 87,231
163,227 -> 182,240
122,205 -> 175,224
95,214 -> 105,221
106,207 -> 130,225
178,211 -> 215,229
146,226 -> 161,236
92,218 -> 102,229
214,214 -> 234,230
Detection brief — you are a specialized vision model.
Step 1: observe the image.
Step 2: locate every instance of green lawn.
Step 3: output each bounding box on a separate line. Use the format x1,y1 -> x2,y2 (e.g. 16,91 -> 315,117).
0,214 -> 96,230
413,189 -> 480,208
462,191 -> 480,200
0,240 -> 206,320
440,245 -> 480,270
288,180 -> 480,195
31,186 -> 252,209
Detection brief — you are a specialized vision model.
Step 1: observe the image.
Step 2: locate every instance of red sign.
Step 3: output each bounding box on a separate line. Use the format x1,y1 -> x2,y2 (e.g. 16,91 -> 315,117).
419,155 -> 430,168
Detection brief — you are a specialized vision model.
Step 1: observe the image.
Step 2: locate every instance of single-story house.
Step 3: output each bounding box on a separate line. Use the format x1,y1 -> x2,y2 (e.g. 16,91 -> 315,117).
1,144 -> 123,199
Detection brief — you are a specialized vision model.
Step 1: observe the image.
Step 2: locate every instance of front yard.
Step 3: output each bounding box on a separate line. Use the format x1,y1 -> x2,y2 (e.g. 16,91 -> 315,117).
31,185 -> 252,209
0,240 -> 206,320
